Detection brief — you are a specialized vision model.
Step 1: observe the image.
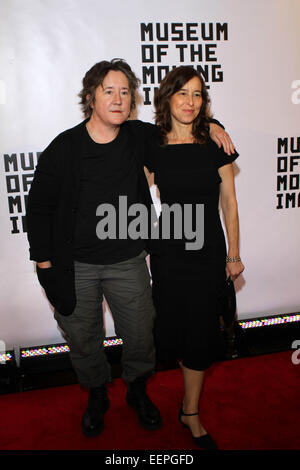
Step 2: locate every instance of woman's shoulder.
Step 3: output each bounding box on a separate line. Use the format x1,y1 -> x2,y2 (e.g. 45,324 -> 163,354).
206,138 -> 239,168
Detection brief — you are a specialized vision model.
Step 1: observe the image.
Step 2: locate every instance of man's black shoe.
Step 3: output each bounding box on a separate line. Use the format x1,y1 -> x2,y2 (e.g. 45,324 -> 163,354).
81,385 -> 110,437
126,376 -> 162,430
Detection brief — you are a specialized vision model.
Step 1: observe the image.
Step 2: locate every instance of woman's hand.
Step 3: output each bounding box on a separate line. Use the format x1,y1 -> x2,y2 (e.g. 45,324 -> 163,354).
144,166 -> 160,198
226,260 -> 245,281
209,123 -> 235,155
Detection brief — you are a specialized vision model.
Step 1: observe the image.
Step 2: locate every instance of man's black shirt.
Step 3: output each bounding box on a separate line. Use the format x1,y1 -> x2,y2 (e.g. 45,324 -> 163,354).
73,124 -> 144,264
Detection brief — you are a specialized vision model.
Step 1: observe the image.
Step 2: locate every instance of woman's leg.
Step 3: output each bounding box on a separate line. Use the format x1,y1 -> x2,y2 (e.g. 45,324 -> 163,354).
179,362 -> 208,437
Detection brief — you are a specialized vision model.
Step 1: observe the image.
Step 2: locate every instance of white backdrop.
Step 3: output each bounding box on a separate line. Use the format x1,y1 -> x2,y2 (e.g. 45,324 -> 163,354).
1,0 -> 299,349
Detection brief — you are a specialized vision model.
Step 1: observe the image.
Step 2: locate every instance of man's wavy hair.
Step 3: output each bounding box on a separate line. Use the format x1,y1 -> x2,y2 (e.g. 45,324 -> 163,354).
78,59 -> 140,118
154,66 -> 212,145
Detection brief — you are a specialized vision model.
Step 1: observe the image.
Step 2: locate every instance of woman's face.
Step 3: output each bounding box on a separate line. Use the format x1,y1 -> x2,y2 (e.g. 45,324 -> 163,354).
169,76 -> 203,127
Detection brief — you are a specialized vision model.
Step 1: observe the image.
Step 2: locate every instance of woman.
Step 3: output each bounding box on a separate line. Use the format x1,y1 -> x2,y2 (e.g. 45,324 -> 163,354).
144,66 -> 244,449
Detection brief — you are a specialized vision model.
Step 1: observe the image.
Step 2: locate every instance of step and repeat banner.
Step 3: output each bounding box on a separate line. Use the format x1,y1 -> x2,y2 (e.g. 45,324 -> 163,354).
1,0 -> 299,349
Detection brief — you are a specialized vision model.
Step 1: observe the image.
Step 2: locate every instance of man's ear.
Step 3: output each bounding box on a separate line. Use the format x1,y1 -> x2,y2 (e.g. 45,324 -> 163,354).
86,94 -> 94,109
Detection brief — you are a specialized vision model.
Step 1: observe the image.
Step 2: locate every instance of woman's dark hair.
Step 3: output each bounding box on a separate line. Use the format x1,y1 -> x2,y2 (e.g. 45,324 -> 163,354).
154,66 -> 212,145
78,59 -> 140,118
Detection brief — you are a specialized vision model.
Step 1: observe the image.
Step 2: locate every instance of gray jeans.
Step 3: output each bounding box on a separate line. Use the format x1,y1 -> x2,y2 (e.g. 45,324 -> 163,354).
54,251 -> 156,387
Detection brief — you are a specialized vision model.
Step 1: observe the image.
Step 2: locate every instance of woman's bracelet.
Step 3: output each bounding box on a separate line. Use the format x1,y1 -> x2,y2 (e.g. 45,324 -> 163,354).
226,256 -> 241,263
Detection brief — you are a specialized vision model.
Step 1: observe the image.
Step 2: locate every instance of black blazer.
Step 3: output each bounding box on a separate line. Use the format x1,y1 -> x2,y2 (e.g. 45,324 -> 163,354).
26,119 -> 156,315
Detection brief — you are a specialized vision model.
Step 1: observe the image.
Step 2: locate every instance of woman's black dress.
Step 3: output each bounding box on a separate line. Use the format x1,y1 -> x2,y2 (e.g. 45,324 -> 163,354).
146,138 -> 238,371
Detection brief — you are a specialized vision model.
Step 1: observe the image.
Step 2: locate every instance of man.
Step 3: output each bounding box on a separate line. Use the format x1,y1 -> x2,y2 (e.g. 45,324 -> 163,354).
26,59 -> 234,437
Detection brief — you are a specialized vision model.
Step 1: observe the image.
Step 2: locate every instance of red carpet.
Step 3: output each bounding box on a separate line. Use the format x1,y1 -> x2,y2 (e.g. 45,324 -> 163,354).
0,350 -> 299,450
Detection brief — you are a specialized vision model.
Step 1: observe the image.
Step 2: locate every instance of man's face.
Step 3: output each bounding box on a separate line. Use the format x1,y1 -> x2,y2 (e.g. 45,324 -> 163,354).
90,70 -> 132,127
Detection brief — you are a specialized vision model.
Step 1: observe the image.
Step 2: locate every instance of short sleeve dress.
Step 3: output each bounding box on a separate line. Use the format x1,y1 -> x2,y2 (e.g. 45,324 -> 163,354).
146,137 -> 239,371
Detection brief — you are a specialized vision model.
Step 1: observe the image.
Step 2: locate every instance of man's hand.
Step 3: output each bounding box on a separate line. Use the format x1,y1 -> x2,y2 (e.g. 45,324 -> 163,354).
37,261 -> 52,269
209,123 -> 235,155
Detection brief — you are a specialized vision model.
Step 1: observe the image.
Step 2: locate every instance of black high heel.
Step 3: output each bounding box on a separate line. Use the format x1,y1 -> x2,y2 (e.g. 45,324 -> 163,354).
178,406 -> 218,450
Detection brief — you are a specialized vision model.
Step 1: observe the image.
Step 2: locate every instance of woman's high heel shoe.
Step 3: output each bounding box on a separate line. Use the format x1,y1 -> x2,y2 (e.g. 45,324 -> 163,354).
178,406 -> 218,450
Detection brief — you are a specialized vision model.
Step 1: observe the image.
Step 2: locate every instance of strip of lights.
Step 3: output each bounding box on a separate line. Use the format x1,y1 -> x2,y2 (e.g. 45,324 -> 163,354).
239,313 -> 300,329
18,314 -> 300,357
21,345 -> 69,358
0,352 -> 13,363
104,338 -> 123,347
20,338 -> 123,358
